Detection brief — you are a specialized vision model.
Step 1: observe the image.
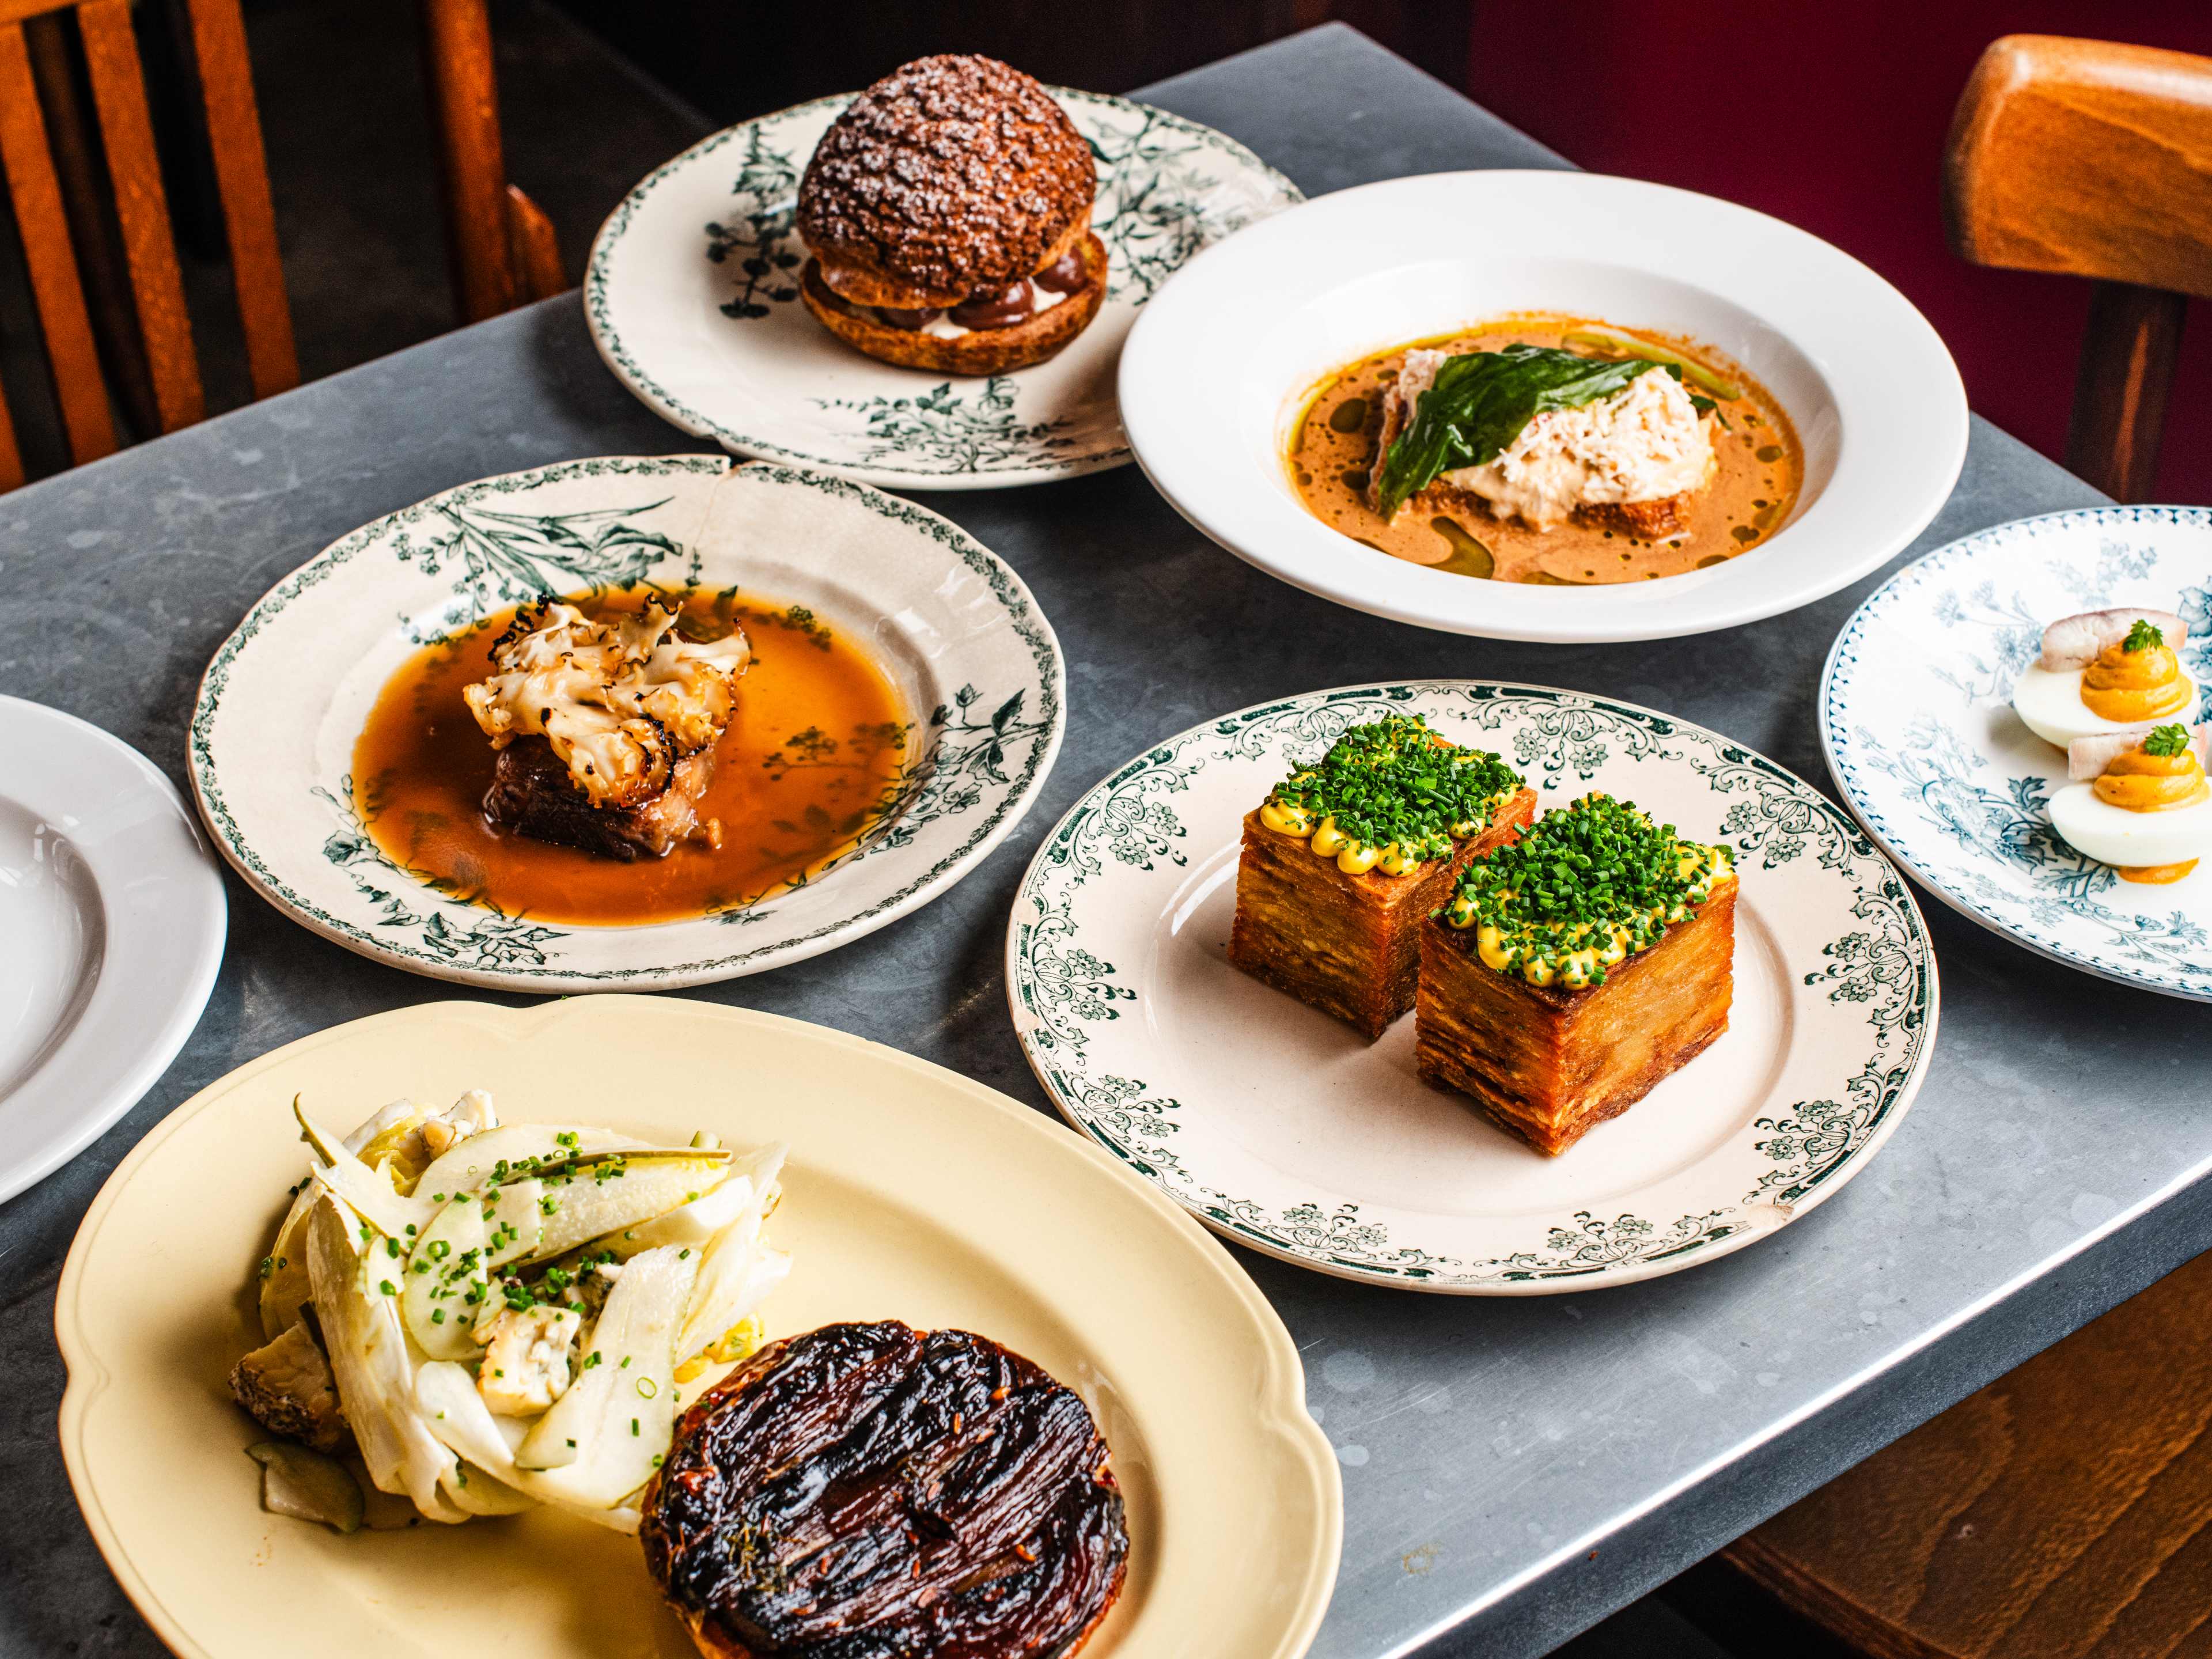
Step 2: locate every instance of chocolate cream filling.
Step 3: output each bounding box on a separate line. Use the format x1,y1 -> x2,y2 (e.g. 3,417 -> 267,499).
830,248 -> 1092,335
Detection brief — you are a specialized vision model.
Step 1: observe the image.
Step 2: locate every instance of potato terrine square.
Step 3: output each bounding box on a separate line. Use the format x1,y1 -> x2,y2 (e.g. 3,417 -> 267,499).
1415,794 -> 1736,1155
1228,715 -> 1535,1039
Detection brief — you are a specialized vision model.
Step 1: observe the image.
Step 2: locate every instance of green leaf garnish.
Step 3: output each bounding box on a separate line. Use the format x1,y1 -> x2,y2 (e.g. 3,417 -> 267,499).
1373,346 -> 1657,519
2124,618 -> 2165,652
2142,723 -> 2191,757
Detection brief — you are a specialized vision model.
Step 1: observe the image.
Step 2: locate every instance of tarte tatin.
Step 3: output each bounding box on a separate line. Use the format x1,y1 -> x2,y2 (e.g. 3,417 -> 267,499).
352,586 -> 910,927
1290,313 -> 1802,585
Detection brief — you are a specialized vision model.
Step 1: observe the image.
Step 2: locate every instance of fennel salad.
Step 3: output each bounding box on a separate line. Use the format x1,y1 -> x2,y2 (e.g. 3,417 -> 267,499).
230,1089 -> 791,1534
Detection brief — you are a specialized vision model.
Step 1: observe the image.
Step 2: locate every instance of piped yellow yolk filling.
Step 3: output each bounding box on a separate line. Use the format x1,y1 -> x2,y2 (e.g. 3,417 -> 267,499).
2081,641 -> 2191,724
1260,796 -> 1485,878
2092,745 -> 2210,812
1445,844 -> 1734,987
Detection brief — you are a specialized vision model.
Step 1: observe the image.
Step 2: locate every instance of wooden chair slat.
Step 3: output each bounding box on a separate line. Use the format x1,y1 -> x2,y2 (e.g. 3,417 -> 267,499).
181,0 -> 295,399
2065,281 -> 2187,503
24,12 -> 161,438
1946,35 -> 2212,304
0,18 -> 116,464
421,0 -> 519,323
0,362 -> 25,491
505,183 -> 563,302
78,0 -> 203,431
0,0 -> 69,28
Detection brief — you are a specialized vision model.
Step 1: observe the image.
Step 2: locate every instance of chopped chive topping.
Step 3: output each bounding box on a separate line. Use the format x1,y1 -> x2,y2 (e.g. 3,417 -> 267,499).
631,1418 -> 641,1437
1444,794 -> 1730,984
1267,714 -> 1521,860
637,1377 -> 658,1398
2126,619 -> 2165,652
378,1280 -> 396,1296
2143,722 -> 2192,757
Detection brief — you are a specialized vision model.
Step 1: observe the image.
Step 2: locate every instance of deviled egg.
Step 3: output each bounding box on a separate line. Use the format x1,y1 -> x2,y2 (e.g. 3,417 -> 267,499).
2047,721 -> 2212,884
2011,608 -> 2197,749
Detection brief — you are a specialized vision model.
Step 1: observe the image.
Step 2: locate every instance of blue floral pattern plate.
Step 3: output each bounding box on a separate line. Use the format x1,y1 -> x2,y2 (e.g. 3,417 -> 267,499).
1005,682 -> 1938,1293
1822,505 -> 2212,1000
190,456 -> 1063,991
585,89 -> 1300,489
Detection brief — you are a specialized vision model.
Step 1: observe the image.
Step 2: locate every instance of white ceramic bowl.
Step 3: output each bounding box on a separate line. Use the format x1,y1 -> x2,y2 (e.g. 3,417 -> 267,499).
1119,171 -> 1968,643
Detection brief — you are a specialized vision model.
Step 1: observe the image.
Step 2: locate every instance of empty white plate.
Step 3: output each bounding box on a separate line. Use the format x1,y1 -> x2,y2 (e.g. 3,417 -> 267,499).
0,698 -> 225,1205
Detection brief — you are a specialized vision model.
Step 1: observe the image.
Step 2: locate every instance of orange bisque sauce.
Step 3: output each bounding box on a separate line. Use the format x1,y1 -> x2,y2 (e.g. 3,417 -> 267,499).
2080,637 -> 2192,723
2094,745 -> 2211,884
353,586 -> 910,927
1287,313 -> 1804,586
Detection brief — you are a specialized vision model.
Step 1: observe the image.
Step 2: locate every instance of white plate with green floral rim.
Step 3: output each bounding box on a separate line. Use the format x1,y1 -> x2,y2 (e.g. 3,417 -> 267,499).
585,89 -> 1300,490
1004,681 -> 1939,1293
1821,505 -> 2212,1001
190,456 -> 1063,991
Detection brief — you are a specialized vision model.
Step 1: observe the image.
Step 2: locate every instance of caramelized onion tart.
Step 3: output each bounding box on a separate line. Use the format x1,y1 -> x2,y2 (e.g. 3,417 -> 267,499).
641,1321 -> 1128,1659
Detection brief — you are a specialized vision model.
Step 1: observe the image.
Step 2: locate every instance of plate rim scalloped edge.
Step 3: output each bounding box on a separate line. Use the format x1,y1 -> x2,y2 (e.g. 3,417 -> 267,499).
55,995 -> 1342,1659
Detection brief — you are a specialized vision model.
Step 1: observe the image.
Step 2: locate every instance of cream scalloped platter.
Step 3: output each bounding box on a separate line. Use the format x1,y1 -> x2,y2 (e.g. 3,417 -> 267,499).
56,997 -> 1340,1659
1006,682 -> 1940,1292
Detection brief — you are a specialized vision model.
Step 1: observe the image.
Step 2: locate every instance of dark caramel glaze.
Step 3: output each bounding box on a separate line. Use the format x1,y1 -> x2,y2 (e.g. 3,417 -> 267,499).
797,56 -> 1094,306
642,1322 -> 1128,1659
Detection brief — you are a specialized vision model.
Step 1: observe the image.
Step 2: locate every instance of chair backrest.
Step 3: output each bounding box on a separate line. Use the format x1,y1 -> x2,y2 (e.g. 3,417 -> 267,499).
0,0 -> 297,490
1945,34 -> 2212,502
419,0 -> 563,324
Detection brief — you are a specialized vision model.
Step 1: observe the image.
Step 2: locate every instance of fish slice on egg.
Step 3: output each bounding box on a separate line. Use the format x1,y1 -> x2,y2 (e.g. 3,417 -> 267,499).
2010,607 -> 2198,749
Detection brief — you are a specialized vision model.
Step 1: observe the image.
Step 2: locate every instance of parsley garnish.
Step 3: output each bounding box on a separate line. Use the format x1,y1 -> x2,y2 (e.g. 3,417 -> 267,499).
2143,723 -> 2191,757
2125,619 -> 2165,652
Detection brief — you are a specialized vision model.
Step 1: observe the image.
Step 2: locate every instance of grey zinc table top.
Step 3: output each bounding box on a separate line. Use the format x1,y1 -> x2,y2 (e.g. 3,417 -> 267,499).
3,24 -> 2208,1659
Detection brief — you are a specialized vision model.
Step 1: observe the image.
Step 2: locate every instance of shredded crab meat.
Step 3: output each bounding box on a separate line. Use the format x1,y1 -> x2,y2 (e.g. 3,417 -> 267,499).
461,602 -> 751,809
1381,349 -> 1715,528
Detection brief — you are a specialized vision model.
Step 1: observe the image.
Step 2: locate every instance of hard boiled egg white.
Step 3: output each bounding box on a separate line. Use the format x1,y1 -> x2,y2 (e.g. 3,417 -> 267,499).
2047,782 -> 2212,870
2010,661 -> 2200,750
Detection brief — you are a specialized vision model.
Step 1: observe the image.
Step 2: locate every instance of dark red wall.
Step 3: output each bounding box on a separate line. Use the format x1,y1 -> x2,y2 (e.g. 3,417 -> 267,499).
1464,4 -> 2212,503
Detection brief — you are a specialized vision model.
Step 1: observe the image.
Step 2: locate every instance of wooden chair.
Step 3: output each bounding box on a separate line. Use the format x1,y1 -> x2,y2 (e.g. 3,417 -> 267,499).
0,0 -> 296,488
0,0 -> 560,493
1721,1244 -> 2212,1657
418,0 -> 564,325
1945,34 -> 2212,503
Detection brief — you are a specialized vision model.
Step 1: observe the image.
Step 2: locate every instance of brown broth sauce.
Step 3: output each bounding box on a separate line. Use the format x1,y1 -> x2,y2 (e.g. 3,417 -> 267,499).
353,587 -> 911,927
1288,313 -> 1804,585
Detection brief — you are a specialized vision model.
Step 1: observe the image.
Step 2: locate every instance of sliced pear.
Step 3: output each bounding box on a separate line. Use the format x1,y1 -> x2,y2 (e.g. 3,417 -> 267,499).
413,1124 -> 675,1205
402,1179 -> 543,1360
528,1156 -> 733,1264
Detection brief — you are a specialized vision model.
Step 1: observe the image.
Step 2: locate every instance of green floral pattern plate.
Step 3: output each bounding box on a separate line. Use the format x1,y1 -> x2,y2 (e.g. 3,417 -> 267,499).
190,457 -> 1063,990
585,89 -> 1300,489
1005,683 -> 1940,1293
